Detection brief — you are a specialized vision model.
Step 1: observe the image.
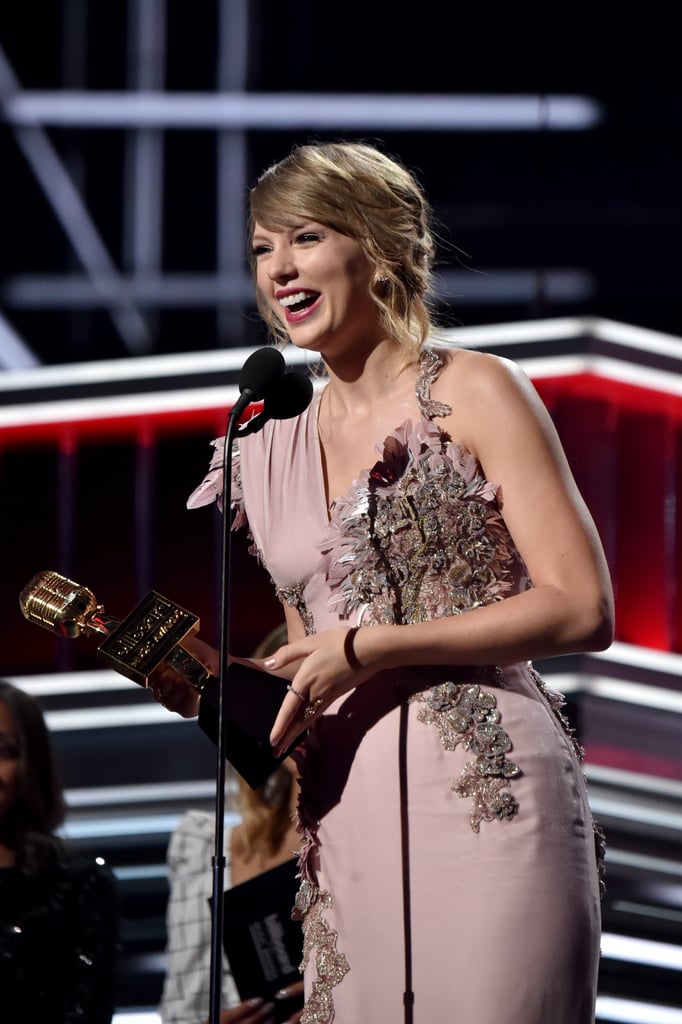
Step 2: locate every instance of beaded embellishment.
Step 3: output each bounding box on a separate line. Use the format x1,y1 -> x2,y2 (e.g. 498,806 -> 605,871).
411,674 -> 521,831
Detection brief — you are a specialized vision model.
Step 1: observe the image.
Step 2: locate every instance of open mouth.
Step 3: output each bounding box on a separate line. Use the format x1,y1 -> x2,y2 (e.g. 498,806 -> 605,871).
279,290 -> 320,314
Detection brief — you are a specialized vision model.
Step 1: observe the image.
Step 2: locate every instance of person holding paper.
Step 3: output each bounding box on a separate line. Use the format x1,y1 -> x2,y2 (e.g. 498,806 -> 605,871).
160,627 -> 303,1024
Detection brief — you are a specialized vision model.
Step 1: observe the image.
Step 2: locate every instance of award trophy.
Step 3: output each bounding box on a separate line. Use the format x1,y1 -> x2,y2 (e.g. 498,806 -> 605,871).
19,568 -> 209,691
19,569 -> 298,789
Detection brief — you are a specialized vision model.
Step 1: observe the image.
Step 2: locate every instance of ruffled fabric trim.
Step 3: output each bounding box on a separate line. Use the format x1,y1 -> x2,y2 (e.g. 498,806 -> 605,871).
186,436 -> 248,531
319,416 -> 517,625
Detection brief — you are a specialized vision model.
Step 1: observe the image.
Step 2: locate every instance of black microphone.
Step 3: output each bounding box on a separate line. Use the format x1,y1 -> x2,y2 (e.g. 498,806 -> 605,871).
238,370 -> 313,436
229,346 -> 286,423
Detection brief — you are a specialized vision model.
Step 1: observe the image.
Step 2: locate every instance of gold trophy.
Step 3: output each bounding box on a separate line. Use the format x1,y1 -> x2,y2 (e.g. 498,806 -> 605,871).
19,569 -> 209,692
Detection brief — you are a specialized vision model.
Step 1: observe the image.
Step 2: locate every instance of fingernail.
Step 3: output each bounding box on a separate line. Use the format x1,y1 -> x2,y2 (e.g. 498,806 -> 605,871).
246,997 -> 264,1007
275,987 -> 289,1000
264,657 -> 276,668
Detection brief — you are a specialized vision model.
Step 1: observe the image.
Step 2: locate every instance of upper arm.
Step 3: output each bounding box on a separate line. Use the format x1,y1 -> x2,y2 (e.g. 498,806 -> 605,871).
444,351 -> 613,604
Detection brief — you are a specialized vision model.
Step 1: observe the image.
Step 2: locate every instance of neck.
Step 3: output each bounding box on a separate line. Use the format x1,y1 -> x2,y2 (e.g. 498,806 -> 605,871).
322,338 -> 416,414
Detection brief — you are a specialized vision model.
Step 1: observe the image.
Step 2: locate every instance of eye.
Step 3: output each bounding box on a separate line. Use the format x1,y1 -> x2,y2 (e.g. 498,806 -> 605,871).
251,244 -> 271,258
295,232 -> 321,245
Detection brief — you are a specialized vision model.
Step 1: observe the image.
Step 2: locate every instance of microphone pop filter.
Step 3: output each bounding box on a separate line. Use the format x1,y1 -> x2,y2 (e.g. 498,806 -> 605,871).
264,371 -> 313,421
238,346 -> 285,399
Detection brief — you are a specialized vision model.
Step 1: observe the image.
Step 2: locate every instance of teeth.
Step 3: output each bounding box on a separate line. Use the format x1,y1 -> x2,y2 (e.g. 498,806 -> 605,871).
279,291 -> 311,307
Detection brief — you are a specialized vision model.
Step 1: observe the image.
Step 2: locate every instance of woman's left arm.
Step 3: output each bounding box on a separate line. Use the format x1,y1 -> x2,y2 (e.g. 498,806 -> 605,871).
268,351 -> 614,753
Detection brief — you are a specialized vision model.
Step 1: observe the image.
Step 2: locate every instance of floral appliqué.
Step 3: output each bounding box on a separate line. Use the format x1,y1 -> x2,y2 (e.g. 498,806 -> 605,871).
411,674 -> 521,831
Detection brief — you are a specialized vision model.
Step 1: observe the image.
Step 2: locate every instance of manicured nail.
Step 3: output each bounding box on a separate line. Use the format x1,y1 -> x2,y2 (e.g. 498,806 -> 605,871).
264,657 -> 276,668
246,997 -> 264,1007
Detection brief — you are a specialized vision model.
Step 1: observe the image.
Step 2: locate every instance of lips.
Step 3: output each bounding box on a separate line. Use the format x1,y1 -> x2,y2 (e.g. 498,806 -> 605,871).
278,290 -> 322,323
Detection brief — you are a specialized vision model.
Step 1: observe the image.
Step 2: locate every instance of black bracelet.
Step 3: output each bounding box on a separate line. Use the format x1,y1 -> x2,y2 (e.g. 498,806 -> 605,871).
343,626 -> 363,673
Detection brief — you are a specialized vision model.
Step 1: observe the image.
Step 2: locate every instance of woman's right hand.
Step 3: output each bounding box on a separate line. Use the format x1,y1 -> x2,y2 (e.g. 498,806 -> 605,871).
148,634 -> 219,719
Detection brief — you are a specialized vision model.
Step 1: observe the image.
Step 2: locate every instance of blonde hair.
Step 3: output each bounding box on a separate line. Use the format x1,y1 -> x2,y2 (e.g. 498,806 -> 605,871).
232,623 -> 297,862
248,141 -> 438,362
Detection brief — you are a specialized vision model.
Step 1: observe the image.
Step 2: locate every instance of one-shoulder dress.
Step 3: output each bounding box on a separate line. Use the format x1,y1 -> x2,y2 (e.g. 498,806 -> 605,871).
188,348 -> 605,1024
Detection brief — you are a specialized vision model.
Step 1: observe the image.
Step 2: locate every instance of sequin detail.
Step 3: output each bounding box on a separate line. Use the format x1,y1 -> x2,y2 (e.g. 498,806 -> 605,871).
320,415 -> 524,627
295,883 -> 350,1024
593,820 -> 607,899
277,582 -> 315,636
412,676 -> 521,831
415,346 -> 453,419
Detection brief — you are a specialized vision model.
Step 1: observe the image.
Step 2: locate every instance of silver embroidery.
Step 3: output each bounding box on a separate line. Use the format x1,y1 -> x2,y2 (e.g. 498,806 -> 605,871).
293,879 -> 349,1024
276,581 -> 315,636
412,678 -> 521,832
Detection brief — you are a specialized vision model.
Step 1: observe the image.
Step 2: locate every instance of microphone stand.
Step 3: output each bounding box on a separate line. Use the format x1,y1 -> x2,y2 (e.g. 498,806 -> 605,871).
205,353 -> 312,1023
207,406 -> 241,1024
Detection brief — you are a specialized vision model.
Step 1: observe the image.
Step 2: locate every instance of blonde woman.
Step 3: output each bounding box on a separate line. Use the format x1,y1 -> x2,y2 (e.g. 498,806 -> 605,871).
155,141 -> 613,1024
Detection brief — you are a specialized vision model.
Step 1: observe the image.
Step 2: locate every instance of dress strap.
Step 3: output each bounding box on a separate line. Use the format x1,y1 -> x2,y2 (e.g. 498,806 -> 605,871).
415,347 -> 452,420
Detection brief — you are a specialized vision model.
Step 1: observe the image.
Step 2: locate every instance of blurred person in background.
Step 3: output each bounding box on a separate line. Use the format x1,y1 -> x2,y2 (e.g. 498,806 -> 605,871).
0,678 -> 120,1024
160,625 -> 304,1024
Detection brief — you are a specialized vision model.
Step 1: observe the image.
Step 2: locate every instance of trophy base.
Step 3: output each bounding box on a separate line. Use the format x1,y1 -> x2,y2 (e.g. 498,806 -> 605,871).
97,591 -> 201,687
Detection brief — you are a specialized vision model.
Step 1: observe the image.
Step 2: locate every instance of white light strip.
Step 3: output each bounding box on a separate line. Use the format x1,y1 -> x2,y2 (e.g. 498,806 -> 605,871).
592,318 -> 682,358
1,350 -> 680,430
9,670 -> 135,695
0,342 -> 314,392
0,312 -> 40,369
596,997 -> 682,1023
59,812 -> 184,838
60,809 -> 240,839
112,864 -> 168,881
596,642 -> 682,677
5,93 -> 603,130
435,267 -> 595,303
65,778 -> 217,807
588,796 -> 682,833
2,316 -> 680,393
549,671 -> 682,714
601,932 -> 682,970
605,849 -> 682,878
113,1014 -> 161,1024
613,901 -> 682,924
4,265 -> 595,308
43,703 -> 192,731
0,383 -> 240,427
441,315 -> 682,357
585,766 -> 682,802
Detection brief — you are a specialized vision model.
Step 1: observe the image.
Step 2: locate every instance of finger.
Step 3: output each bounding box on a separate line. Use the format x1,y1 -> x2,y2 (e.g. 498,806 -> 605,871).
269,690 -> 308,749
263,641 -> 307,672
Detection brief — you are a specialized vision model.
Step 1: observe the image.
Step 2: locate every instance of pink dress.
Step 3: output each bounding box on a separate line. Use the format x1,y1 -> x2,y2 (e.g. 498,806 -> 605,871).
188,349 -> 605,1024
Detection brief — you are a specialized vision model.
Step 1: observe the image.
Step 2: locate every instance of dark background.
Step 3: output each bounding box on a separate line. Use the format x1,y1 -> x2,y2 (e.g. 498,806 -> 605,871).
1,4 -> 681,1020
1,2 -> 681,366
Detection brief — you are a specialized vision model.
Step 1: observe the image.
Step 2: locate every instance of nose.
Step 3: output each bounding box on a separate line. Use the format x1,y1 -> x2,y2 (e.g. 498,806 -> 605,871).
266,243 -> 297,283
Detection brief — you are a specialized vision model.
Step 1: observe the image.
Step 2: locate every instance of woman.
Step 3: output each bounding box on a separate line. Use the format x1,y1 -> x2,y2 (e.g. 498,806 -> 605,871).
155,141 -> 614,1023
0,679 -> 119,1023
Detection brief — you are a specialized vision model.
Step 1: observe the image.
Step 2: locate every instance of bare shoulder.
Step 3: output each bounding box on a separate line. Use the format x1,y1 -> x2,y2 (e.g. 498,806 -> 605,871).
438,346 -> 532,399
435,347 -> 544,453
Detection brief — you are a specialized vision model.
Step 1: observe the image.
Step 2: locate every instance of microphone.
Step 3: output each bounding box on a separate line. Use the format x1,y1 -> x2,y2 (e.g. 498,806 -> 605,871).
230,346 -> 286,424
238,370 -> 313,437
